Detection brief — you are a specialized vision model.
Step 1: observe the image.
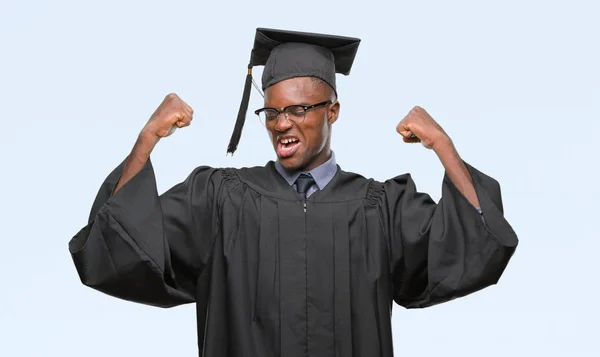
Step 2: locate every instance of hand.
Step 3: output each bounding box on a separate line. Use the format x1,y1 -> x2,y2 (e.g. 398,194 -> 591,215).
396,106 -> 450,150
141,93 -> 194,141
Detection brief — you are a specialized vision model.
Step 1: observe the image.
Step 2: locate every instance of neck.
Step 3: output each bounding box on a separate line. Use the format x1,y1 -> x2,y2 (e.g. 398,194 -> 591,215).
302,147 -> 331,172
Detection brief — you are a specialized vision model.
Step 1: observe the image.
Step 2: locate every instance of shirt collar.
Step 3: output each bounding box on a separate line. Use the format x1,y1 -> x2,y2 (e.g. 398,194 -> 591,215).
274,151 -> 337,190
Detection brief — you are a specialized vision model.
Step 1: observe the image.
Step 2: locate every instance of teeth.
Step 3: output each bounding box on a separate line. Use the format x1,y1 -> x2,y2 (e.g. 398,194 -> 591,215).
281,138 -> 298,144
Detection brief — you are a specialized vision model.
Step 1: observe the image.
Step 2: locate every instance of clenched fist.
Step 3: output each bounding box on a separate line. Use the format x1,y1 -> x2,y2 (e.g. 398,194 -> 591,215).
141,93 -> 194,140
396,106 -> 450,150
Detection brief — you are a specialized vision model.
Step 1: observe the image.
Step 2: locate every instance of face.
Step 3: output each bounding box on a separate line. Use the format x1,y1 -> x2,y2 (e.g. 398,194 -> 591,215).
261,77 -> 339,172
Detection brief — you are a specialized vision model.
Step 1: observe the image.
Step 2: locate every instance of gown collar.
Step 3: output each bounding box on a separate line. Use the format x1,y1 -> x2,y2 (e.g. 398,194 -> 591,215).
274,151 -> 337,191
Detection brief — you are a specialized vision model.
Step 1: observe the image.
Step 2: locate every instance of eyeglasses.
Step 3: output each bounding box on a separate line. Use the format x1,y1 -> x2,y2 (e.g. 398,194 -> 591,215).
254,100 -> 332,127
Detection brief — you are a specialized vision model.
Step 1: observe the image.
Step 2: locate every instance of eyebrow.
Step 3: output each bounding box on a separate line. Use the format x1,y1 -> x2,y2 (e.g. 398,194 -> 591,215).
263,102 -> 312,109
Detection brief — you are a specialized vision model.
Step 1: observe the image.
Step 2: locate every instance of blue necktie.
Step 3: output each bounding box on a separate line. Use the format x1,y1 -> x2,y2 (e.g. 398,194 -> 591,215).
295,173 -> 315,198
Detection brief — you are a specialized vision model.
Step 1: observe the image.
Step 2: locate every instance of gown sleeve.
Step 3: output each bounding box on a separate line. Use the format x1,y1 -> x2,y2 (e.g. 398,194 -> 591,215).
68,159 -> 223,308
379,162 -> 518,309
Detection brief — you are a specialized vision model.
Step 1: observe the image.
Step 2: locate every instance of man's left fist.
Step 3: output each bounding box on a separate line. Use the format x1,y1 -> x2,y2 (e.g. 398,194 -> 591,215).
396,106 -> 450,150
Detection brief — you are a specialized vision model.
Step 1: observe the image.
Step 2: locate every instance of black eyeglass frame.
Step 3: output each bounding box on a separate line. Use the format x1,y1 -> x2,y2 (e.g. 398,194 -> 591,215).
254,100 -> 332,126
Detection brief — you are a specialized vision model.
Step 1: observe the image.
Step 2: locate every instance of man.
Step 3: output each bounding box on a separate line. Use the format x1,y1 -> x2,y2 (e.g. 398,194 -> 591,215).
68,28 -> 518,357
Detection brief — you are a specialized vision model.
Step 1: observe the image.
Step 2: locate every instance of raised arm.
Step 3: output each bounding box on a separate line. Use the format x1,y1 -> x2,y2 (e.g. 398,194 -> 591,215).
381,107 -> 518,308
396,106 -> 480,208
68,94 -> 221,308
114,93 -> 194,194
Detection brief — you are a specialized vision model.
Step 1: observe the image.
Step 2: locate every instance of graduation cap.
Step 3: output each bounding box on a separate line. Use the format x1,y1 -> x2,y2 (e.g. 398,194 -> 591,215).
227,27 -> 361,155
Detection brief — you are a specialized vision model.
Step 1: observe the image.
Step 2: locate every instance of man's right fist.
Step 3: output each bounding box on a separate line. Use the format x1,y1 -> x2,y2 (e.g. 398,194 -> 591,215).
142,93 -> 194,140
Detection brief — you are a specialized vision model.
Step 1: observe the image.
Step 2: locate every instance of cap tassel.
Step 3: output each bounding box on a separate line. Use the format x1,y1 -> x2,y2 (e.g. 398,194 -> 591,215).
227,65 -> 253,155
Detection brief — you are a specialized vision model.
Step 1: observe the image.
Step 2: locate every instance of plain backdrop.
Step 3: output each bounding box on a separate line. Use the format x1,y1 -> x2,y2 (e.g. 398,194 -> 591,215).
1,0 -> 599,356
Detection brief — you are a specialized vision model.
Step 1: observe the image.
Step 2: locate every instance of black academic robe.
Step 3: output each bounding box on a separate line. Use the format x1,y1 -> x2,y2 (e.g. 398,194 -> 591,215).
68,159 -> 518,357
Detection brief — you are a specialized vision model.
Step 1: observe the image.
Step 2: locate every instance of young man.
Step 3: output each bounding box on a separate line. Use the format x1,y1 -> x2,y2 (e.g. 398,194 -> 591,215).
68,28 -> 518,357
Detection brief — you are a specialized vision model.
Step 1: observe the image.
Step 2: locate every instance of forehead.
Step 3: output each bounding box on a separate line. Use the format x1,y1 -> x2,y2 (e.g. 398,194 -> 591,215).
264,77 -> 323,106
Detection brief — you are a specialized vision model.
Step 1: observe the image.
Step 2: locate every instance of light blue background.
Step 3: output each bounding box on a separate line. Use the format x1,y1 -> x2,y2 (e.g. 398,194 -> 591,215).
1,0 -> 598,355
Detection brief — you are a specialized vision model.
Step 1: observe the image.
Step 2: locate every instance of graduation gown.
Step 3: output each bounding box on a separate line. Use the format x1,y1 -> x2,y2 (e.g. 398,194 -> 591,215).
68,159 -> 518,357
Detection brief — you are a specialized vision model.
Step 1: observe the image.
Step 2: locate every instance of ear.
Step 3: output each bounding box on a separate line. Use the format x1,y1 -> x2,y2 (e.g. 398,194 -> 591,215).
327,101 -> 340,125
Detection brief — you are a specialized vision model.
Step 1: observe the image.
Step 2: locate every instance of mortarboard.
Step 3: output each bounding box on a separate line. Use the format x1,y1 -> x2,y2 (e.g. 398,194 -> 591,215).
227,27 -> 361,155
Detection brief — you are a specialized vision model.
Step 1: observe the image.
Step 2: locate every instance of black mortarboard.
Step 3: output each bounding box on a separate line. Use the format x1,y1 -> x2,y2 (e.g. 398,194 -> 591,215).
227,27 -> 361,155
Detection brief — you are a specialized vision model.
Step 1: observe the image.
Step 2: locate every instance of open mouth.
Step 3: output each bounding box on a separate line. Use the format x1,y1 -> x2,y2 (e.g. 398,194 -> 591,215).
277,137 -> 301,158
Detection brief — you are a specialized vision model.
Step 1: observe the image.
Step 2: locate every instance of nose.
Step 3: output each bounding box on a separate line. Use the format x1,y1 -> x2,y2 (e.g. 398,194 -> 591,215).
274,113 -> 293,132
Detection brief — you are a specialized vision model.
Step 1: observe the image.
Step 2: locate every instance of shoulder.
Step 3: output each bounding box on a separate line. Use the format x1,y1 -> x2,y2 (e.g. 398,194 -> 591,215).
336,168 -> 375,189
337,168 -> 420,202
325,168 -> 383,203
195,162 -> 281,197
336,166 -> 413,186
232,162 -> 277,183
185,162 -> 270,182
